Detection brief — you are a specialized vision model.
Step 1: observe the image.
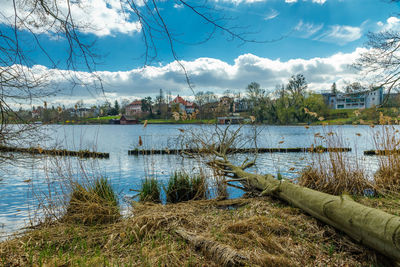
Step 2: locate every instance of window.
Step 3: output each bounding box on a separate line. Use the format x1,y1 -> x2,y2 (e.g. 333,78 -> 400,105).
372,98 -> 375,101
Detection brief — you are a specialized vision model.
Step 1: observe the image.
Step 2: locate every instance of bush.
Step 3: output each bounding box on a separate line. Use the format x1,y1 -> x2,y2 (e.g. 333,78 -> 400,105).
166,172 -> 207,203
65,177 -> 120,225
139,177 -> 161,203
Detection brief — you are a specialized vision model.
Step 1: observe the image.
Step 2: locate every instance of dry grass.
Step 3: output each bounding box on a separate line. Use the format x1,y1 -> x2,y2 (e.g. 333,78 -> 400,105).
0,197 -> 394,266
372,115 -> 400,195
63,178 -> 120,225
299,130 -> 372,196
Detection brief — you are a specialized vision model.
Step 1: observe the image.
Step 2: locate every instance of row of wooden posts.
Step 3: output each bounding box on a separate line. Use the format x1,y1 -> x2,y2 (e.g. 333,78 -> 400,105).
0,145 -> 398,158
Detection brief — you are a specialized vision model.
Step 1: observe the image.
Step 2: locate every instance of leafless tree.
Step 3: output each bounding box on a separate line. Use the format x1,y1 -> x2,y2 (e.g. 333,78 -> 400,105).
354,0 -> 400,95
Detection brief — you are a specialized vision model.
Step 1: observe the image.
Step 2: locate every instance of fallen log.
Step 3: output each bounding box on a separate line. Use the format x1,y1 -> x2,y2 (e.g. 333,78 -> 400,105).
175,228 -> 248,266
208,158 -> 400,260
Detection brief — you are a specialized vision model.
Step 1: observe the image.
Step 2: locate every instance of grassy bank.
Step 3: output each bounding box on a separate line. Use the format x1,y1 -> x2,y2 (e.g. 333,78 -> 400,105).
313,107 -> 400,125
1,196 -> 396,266
61,117 -> 216,125
143,118 -> 216,124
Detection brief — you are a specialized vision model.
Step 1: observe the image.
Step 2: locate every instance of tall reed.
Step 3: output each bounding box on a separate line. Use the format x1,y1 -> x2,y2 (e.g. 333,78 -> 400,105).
299,127 -> 372,195
372,113 -> 400,195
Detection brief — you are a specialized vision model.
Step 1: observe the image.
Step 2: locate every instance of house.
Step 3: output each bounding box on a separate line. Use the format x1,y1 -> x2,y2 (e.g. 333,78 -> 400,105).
322,87 -> 383,109
125,100 -> 143,116
234,99 -> 249,112
32,107 -> 42,119
120,115 -> 139,125
218,96 -> 234,113
170,95 -> 196,114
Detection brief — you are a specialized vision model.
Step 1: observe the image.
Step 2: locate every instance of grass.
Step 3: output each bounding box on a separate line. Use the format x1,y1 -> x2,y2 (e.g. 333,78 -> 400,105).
299,130 -> 372,196
64,177 -> 120,225
87,115 -> 120,121
145,118 -> 216,124
314,107 -> 400,125
0,197 -> 395,266
139,177 -> 161,203
166,172 -> 208,203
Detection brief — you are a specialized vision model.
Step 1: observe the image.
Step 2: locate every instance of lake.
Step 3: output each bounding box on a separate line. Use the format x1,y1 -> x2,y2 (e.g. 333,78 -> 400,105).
0,124 -> 387,238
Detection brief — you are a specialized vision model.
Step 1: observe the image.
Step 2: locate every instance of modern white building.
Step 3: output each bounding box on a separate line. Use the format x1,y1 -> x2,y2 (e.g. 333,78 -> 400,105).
322,87 -> 383,109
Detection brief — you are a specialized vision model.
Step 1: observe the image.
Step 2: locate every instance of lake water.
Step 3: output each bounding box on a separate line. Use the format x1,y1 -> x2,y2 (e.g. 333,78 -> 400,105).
0,124 -> 387,238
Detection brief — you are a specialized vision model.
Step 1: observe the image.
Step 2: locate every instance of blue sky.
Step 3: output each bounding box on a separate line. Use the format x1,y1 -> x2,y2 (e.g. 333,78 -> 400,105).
1,0 -> 400,106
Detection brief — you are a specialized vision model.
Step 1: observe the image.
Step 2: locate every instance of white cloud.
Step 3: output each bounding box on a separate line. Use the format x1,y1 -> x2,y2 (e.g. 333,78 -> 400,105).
315,25 -> 362,45
19,48 -> 371,106
377,16 -> 400,32
212,0 -> 266,4
285,0 -> 326,4
295,20 -> 324,38
173,3 -> 184,9
264,9 -> 279,20
215,0 -> 326,4
0,0 -> 141,37
312,0 -> 326,4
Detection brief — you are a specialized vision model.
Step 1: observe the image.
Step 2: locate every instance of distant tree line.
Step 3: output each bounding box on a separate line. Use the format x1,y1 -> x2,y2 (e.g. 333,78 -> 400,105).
246,74 -> 328,124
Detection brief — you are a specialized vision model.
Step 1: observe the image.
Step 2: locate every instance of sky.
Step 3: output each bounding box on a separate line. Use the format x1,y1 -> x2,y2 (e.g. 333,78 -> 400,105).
1,0 -> 400,106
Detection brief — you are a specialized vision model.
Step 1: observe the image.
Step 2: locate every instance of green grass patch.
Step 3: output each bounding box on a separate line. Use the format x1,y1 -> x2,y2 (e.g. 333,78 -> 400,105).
145,119 -> 216,124
166,172 -> 207,203
87,115 -> 120,121
139,177 -> 161,203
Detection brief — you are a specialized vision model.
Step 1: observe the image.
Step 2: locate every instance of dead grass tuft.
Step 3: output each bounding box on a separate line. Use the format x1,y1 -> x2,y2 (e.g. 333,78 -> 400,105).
63,178 -> 120,225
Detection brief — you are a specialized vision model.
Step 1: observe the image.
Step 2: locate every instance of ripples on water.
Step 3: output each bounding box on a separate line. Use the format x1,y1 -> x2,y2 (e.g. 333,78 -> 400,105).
0,124 -> 388,237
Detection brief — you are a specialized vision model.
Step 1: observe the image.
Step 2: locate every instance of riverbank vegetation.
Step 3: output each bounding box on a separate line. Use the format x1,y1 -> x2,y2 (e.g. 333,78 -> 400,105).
1,196 -> 395,266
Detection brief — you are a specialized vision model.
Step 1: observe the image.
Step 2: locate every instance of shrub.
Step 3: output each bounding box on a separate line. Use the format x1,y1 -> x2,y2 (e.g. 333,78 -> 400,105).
166,172 -> 207,203
65,177 -> 120,225
139,177 -> 161,203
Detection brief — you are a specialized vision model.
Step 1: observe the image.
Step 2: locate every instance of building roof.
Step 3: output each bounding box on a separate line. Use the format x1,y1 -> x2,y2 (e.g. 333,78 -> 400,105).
171,95 -> 195,107
128,100 -> 142,106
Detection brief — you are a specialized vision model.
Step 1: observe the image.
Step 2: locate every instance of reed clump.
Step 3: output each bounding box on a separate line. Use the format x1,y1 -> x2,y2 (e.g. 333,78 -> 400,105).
299,130 -> 372,196
372,114 -> 400,195
139,177 -> 161,203
166,171 -> 208,203
64,177 -> 120,225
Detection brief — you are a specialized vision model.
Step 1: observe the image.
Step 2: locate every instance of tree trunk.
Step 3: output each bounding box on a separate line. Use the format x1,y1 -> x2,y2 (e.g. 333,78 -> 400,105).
211,159 -> 400,260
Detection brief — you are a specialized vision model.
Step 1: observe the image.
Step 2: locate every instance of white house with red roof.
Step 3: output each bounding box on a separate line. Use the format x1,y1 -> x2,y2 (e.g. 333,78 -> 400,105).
170,95 -> 196,114
125,100 -> 143,116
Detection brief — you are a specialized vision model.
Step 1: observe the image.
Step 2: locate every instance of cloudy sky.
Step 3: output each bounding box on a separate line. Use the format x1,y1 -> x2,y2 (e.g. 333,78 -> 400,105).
1,0 -> 399,106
